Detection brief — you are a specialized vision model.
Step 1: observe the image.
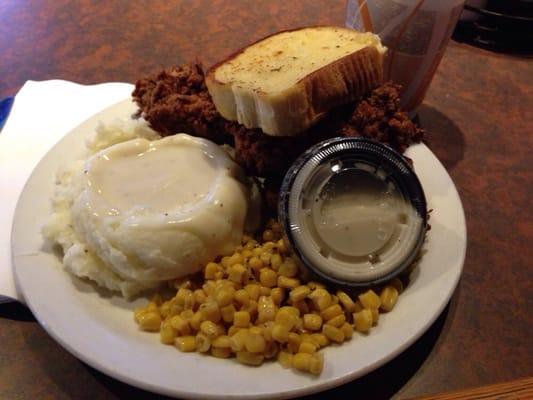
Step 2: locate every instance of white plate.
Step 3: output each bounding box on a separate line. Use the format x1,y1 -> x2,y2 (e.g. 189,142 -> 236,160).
12,99 -> 467,399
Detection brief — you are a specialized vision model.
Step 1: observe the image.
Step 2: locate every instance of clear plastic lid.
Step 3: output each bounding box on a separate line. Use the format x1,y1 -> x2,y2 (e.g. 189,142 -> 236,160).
278,137 -> 427,287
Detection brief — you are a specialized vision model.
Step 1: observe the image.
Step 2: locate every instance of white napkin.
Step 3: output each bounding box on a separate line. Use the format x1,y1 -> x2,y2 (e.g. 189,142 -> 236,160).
0,80 -> 134,303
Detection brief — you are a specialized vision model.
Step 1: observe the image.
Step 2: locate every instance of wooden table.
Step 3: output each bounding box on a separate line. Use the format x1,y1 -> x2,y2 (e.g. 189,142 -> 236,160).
1,1 -> 532,399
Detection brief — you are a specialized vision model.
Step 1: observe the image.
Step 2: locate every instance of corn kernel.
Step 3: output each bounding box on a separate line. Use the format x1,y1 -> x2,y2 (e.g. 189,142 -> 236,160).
170,315 -> 191,336
307,281 -> 326,290
275,308 -> 297,330
204,262 -> 219,280
257,296 -> 277,323
320,304 -> 343,321
199,301 -> 221,323
244,239 -> 257,250
195,332 -> 211,352
159,301 -> 171,318
241,248 -> 253,258
215,286 -> 235,307
194,289 -> 207,305
176,288 -> 195,310
236,351 -> 264,366
293,352 -> 313,372
298,341 -> 317,354
303,313 -> 323,331
221,256 -> 232,268
227,326 -> 242,336
244,283 -> 261,301
278,260 -> 298,277
248,256 -> 263,272
322,324 -> 345,343
221,304 -> 236,324
259,268 -> 277,288
380,286 -> 399,312
271,287 -> 284,306
233,310 -> 251,328
202,281 -> 216,296
278,276 -> 300,289
175,336 -> 196,352
309,354 -> 324,375
230,328 -> 249,351
189,311 -> 203,331
241,299 -> 258,318
180,309 -> 194,321
234,289 -> 250,306
353,309 -> 373,333
336,290 -> 356,312
340,322 -> 354,340
326,313 -> 346,328
200,320 -> 220,339
228,263 -> 246,283
212,335 -> 232,348
291,300 -> 310,315
287,332 -> 302,353
309,289 -> 332,311
229,252 -> 244,266
280,306 -> 300,317
300,333 -> 313,343
278,351 -> 293,368
310,333 -> 330,348
133,307 -> 147,323
137,311 -> 161,331
260,252 -> 272,266
257,310 -> 274,324
261,321 -> 274,341
159,321 -> 177,344
211,347 -> 232,358
293,316 -> 304,333
262,229 -> 274,242
259,286 -> 271,296
248,326 -> 262,336
277,239 -> 288,255
245,332 -> 266,353
359,289 -> 381,309
266,240 -> 278,251
270,254 -> 283,270
271,324 -> 290,343
289,285 -> 311,303
167,301 -> 183,317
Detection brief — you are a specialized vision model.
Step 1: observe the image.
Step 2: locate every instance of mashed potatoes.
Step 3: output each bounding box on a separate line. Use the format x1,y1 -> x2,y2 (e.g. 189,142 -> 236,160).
43,118 -> 259,297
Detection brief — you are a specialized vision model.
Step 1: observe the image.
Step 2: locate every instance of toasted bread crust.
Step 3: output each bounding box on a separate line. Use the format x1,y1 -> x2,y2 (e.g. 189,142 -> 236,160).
206,27 -> 385,136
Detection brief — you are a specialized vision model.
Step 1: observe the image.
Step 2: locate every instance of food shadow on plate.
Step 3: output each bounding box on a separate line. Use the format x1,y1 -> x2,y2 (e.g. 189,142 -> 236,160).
77,290 -> 460,400
69,273 -> 161,311
403,218 -> 465,298
42,240 -> 160,311
417,104 -> 466,172
17,287 -> 460,400
302,286 -> 461,400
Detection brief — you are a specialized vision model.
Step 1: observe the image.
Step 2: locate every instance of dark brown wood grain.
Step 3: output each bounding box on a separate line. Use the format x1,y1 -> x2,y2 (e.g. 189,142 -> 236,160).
1,1 -> 532,399
409,376 -> 533,400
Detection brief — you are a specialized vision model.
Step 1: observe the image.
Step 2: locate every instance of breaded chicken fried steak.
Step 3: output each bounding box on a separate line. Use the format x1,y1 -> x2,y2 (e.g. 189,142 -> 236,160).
132,27 -> 424,180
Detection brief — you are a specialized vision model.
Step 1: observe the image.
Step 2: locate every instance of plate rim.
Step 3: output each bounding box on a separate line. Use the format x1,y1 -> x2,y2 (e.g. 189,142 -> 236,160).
11,98 -> 467,399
